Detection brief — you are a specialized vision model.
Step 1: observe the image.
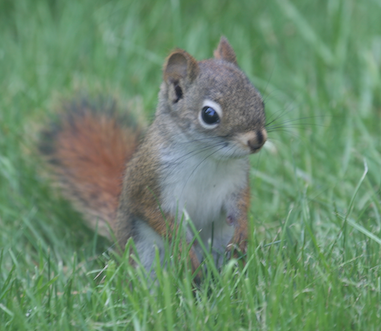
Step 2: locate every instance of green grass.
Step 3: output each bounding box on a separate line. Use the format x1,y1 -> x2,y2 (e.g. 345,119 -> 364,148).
1,0 -> 381,329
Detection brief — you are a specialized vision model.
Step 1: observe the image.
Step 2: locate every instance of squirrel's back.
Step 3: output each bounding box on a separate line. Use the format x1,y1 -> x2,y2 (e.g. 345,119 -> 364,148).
39,98 -> 140,238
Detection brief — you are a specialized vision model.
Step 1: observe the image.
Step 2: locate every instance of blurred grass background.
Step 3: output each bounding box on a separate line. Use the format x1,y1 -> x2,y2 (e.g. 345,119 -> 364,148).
0,0 -> 381,329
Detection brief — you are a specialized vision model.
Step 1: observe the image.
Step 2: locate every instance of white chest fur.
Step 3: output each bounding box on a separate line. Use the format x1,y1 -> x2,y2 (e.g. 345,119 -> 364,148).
159,145 -> 249,248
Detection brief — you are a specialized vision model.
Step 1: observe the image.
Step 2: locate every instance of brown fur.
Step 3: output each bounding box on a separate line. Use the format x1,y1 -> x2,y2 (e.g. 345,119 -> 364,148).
40,100 -> 140,238
228,184 -> 250,254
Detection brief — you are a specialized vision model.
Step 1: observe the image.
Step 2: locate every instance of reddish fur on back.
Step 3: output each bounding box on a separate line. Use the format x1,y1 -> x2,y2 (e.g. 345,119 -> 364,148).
41,101 -> 139,238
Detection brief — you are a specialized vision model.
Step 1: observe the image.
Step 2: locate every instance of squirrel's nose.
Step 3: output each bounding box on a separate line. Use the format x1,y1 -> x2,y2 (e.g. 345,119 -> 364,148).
247,129 -> 267,153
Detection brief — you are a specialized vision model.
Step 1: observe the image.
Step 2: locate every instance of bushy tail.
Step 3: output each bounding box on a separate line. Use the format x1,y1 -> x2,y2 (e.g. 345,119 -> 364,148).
40,97 -> 141,239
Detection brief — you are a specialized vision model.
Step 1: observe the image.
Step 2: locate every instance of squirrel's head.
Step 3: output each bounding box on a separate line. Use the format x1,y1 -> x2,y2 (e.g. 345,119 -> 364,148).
160,36 -> 267,159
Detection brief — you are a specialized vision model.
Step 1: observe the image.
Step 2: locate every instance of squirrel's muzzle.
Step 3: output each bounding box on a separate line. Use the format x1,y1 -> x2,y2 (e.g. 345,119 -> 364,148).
238,129 -> 267,154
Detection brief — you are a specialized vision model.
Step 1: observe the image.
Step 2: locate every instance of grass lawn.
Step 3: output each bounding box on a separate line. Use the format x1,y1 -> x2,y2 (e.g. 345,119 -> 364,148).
1,0 -> 381,329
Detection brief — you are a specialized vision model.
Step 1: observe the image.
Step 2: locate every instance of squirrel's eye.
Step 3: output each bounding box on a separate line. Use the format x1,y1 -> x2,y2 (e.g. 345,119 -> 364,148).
198,100 -> 222,129
201,106 -> 220,125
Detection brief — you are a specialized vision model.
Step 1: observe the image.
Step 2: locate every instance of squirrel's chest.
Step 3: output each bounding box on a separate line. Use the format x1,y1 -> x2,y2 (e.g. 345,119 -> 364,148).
159,151 -> 249,228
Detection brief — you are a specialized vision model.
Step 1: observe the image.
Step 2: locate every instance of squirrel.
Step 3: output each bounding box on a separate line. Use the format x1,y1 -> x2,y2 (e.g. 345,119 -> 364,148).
40,37 -> 267,276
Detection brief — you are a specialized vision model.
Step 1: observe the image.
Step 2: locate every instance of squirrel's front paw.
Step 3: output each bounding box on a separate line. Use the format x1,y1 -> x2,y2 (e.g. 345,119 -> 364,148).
226,233 -> 247,260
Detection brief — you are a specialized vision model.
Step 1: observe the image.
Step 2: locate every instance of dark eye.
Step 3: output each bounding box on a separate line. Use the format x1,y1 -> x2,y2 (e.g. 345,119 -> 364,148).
201,106 -> 220,125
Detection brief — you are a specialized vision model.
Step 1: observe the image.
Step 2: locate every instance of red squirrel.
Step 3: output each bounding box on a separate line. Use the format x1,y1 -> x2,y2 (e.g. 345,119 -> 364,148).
40,37 -> 267,275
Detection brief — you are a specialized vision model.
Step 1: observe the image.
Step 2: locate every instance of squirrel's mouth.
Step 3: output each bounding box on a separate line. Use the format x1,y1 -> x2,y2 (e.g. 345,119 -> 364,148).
249,145 -> 264,154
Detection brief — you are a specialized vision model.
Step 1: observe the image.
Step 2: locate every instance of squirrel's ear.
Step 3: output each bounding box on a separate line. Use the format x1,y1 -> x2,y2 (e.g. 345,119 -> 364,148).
214,36 -> 237,65
163,49 -> 199,85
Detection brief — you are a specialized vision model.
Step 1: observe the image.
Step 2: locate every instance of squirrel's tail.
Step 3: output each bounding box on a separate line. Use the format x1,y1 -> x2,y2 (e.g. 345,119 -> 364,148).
40,97 -> 141,239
